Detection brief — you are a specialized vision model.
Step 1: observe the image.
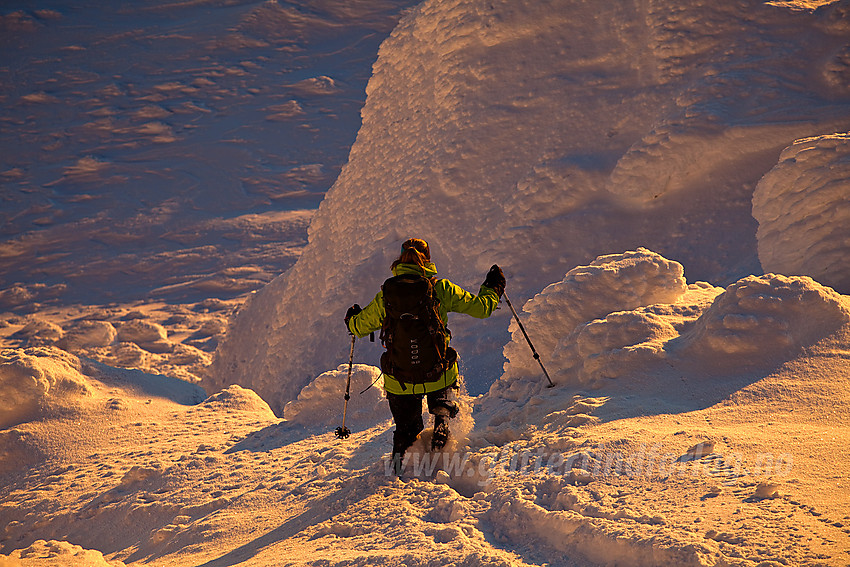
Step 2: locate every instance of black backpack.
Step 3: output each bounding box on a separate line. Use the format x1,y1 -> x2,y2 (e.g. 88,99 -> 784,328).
379,274 -> 457,387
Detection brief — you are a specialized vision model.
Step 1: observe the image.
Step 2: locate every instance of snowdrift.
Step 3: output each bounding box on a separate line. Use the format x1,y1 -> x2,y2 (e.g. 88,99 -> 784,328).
199,384 -> 276,419
5,303 -> 229,387
0,347 -> 206,440
0,347 -> 284,565
487,249 -> 850,409
3,291 -> 850,566
4,0 -> 850,565
753,133 -> 850,294
210,0 -> 850,413
283,363 -> 386,429
501,248 -> 689,385
0,347 -> 94,430
677,273 -> 850,361
0,539 -> 125,566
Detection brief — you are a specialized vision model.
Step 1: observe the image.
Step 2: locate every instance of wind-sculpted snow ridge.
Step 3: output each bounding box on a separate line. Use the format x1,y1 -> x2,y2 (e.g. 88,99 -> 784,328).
487,249 -> 715,404
487,249 -> 849,409
211,0 -> 850,410
501,248 -> 688,384
753,133 -> 850,294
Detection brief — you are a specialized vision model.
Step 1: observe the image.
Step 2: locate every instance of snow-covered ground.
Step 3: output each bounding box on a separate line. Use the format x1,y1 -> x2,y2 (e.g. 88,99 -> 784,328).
0,0 -> 417,306
2,262 -> 850,566
2,0 -> 850,565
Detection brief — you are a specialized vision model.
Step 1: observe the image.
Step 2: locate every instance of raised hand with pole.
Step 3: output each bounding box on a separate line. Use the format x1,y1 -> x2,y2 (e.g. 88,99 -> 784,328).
484,264 -> 554,388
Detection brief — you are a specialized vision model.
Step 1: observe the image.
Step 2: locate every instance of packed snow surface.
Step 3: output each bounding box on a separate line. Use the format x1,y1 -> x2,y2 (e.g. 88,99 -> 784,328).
3,265 -> 850,566
212,0 -> 850,411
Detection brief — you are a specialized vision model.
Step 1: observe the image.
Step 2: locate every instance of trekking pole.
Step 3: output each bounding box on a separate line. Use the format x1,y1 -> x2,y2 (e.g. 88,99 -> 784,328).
503,292 -> 555,388
334,334 -> 356,439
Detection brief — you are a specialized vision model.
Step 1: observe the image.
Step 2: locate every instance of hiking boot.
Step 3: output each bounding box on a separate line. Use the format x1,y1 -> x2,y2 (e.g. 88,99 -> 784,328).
431,416 -> 450,451
391,452 -> 404,476
447,403 -> 459,419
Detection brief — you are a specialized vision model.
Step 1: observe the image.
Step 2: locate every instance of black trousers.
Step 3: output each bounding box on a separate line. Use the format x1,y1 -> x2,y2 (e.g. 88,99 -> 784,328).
387,387 -> 457,455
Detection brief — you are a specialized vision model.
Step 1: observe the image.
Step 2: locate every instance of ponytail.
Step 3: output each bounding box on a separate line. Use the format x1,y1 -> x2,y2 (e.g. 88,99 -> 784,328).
391,238 -> 430,271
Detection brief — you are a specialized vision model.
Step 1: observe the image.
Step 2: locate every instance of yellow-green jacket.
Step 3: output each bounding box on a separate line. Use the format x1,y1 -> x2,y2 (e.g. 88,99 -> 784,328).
347,261 -> 500,395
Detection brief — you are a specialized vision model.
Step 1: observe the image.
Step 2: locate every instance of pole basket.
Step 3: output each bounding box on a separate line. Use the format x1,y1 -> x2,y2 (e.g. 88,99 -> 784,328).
335,426 -> 351,439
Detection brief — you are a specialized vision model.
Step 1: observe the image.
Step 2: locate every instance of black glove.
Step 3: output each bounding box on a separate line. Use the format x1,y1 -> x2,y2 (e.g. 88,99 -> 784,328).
482,264 -> 506,297
344,304 -> 362,327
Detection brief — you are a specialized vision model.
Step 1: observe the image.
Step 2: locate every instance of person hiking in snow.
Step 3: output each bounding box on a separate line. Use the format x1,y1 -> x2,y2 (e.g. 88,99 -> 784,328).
345,238 -> 504,474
